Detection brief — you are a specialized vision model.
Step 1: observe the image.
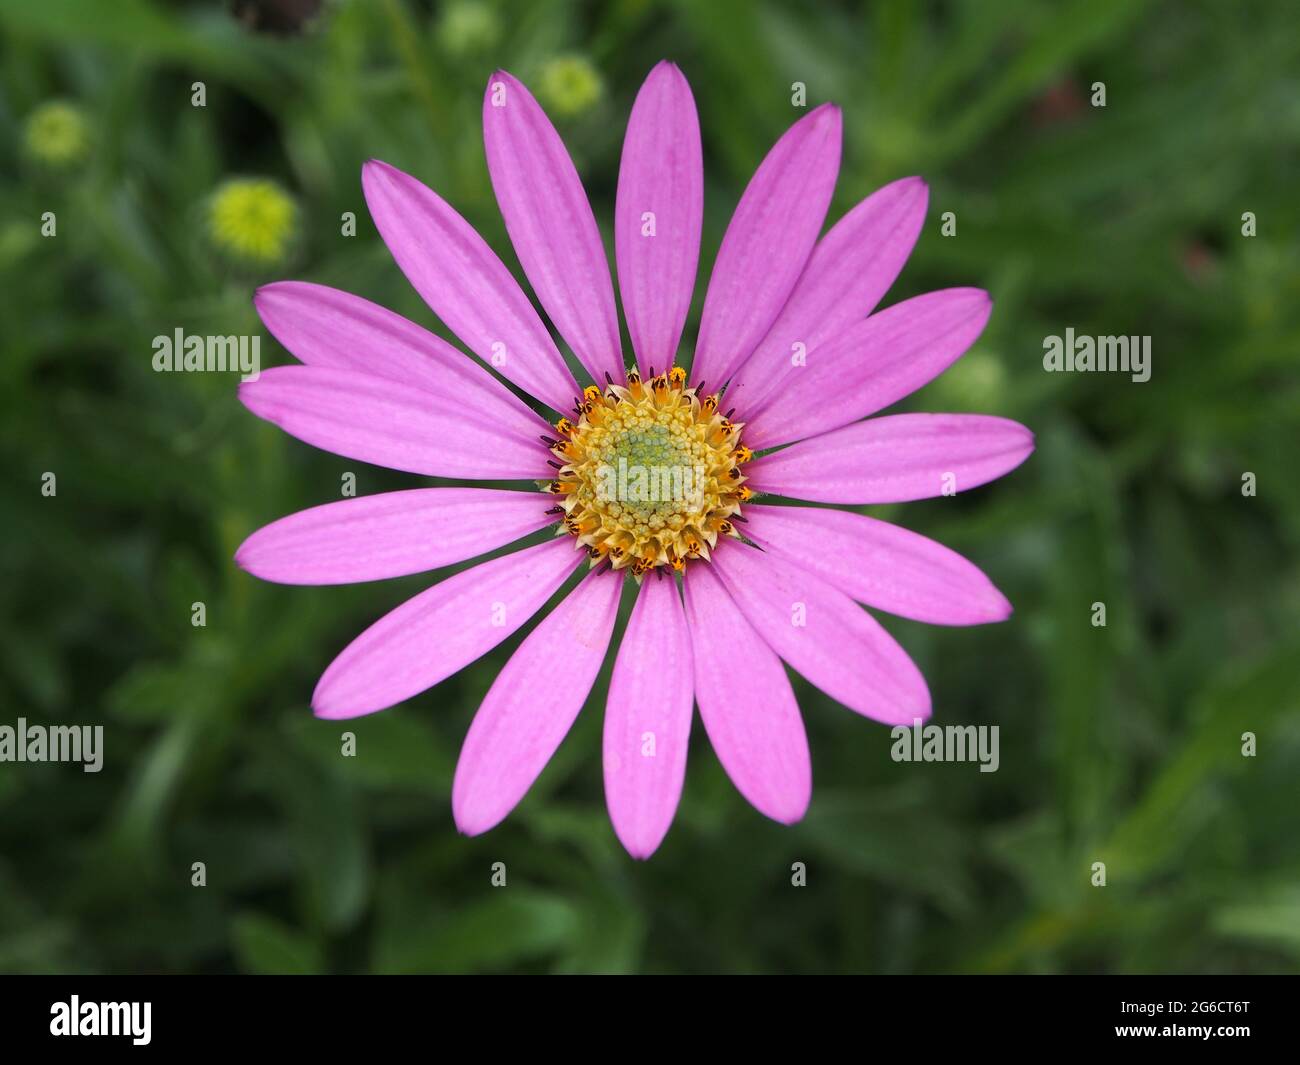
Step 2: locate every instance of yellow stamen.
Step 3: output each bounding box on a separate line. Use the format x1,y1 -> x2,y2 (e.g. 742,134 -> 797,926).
546,366 -> 747,579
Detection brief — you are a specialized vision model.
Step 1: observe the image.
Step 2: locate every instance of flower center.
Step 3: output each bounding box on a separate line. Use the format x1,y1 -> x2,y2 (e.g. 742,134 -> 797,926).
209,179 -> 297,264
544,366 -> 753,577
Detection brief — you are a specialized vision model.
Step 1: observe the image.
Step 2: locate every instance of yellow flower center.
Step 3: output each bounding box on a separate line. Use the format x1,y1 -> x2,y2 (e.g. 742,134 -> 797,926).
209,179 -> 297,264
544,367 -> 753,578
24,101 -> 89,166
537,56 -> 603,118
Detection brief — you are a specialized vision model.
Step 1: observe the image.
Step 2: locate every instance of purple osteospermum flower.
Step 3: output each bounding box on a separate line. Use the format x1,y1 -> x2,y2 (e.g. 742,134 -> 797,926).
236,62 -> 1033,858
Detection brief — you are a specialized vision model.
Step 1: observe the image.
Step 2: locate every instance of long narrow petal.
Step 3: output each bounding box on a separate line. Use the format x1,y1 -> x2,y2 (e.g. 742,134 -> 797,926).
453,569 -> 621,836
744,504 -> 1012,626
741,288 -> 992,450
726,176 -> 929,413
691,104 -> 841,389
712,543 -> 930,725
615,61 -> 703,377
254,280 -> 552,430
483,71 -> 623,384
360,161 -> 580,413
603,575 -> 694,858
747,413 -> 1035,504
683,564 -> 810,823
235,488 -> 555,586
239,365 -> 549,479
313,538 -> 584,719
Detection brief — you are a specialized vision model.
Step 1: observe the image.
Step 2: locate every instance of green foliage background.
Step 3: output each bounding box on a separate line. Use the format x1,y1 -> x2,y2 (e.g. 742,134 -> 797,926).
1,0 -> 1297,974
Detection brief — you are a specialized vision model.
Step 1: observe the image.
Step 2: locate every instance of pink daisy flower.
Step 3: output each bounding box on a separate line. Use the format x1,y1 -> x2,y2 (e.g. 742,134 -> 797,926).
236,62 -> 1033,858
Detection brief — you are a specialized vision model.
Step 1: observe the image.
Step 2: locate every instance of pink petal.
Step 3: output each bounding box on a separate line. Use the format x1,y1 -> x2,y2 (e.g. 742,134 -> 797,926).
453,569 -> 621,836
741,288 -> 992,450
238,365 -> 549,479
313,537 -> 584,719
744,504 -> 1012,626
683,564 -> 810,823
235,488 -> 555,586
615,61 -> 703,377
360,162 -> 580,414
711,542 -> 930,726
726,176 -> 929,414
747,413 -> 1035,504
691,104 -> 842,389
254,280 -> 546,428
483,72 -> 623,385
603,575 -> 694,858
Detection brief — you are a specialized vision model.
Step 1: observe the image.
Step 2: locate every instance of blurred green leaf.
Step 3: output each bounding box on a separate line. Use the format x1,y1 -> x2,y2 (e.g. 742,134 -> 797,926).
231,913 -> 325,975
373,890 -> 580,974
